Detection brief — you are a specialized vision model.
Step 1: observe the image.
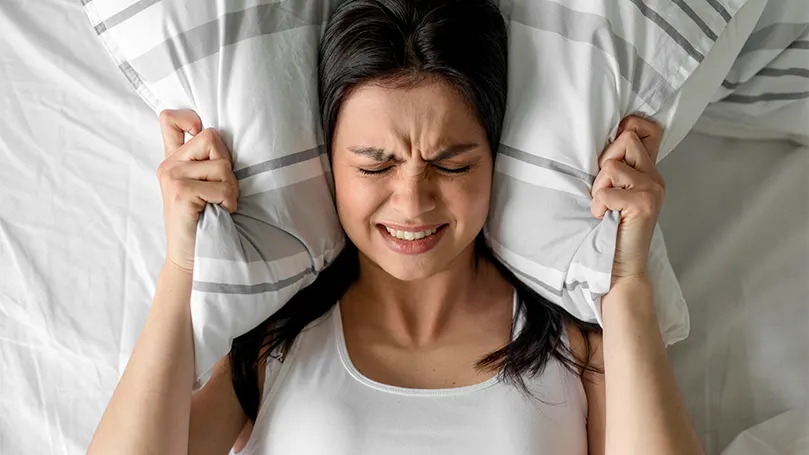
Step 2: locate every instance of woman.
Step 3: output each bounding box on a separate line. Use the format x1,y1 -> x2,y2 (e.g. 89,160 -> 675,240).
88,0 -> 703,454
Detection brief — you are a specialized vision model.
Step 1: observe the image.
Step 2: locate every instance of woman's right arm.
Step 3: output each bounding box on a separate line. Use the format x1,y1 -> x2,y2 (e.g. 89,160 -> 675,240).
87,110 -> 248,455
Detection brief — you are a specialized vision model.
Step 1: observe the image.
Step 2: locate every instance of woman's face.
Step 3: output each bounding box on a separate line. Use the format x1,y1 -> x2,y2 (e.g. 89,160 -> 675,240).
331,78 -> 493,281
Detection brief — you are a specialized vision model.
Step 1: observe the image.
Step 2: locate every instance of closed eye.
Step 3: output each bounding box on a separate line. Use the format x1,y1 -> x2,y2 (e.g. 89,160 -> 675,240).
358,164 -> 472,175
358,166 -> 394,175
434,164 -> 472,175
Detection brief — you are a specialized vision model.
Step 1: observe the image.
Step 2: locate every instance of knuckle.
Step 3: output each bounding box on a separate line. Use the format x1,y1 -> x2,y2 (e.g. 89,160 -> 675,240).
657,172 -> 667,190
591,187 -> 605,203
173,179 -> 189,194
602,159 -> 621,174
156,161 -> 172,182
231,179 -> 241,198
653,182 -> 666,201
216,158 -> 232,174
156,161 -> 167,179
158,109 -> 173,126
648,120 -> 663,137
225,183 -> 238,200
624,131 -> 641,145
197,128 -> 217,145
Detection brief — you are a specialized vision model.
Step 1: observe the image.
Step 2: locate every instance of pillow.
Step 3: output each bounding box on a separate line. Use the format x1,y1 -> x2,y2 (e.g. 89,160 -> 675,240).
489,0 -> 761,341
82,0 -> 758,383
82,0 -> 343,383
693,2 -> 809,146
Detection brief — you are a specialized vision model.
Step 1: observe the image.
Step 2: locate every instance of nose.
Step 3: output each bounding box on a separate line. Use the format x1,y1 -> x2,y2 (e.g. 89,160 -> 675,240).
389,169 -> 437,220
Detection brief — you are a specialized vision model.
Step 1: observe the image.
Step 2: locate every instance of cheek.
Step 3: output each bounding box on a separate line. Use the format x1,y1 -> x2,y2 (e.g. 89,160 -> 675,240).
441,171 -> 492,227
334,166 -> 383,229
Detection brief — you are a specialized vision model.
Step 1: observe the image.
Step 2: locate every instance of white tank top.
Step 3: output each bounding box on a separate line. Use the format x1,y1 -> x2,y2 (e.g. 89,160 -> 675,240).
239,295 -> 588,455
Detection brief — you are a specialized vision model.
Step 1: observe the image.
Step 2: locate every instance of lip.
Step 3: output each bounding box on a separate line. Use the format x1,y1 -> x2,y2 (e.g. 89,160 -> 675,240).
378,222 -> 446,232
376,223 -> 448,255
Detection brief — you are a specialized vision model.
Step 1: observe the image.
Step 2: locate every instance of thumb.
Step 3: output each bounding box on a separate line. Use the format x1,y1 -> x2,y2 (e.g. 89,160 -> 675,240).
159,109 -> 203,157
616,115 -> 662,163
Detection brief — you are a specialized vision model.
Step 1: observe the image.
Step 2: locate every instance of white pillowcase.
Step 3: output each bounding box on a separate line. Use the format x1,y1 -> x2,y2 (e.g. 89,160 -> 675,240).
694,1 -> 809,146
83,0 -> 342,383
490,0 -> 760,343
82,0 -> 760,382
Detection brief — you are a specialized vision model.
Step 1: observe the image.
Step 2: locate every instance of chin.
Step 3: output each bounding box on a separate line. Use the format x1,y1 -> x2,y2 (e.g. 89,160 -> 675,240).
377,260 -> 442,282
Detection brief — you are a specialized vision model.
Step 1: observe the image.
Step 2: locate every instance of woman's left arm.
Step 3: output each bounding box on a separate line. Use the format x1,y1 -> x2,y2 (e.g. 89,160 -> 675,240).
580,117 -> 703,455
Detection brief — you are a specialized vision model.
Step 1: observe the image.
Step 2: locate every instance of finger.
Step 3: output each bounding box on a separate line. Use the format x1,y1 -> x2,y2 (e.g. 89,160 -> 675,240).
159,109 -> 203,157
599,131 -> 656,175
169,159 -> 236,184
167,159 -> 240,202
616,115 -> 662,163
590,187 -> 633,220
591,187 -> 659,220
182,180 -> 239,214
175,128 -> 233,164
592,159 -> 655,204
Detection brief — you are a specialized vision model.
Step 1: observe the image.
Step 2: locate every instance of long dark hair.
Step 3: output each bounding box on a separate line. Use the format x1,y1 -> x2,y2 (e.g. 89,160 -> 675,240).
231,0 -> 599,422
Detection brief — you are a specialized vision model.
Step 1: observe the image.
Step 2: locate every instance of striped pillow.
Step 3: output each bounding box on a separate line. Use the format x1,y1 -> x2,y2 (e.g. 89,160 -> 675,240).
83,0 -> 343,382
488,0 -> 753,341
696,2 -> 809,144
82,0 -> 753,382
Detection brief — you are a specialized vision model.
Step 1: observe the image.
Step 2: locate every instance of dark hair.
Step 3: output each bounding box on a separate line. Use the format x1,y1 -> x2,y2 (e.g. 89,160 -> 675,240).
231,0 -> 599,422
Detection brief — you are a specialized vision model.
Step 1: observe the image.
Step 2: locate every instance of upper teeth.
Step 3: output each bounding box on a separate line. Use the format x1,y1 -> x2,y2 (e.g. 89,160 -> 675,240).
385,226 -> 438,240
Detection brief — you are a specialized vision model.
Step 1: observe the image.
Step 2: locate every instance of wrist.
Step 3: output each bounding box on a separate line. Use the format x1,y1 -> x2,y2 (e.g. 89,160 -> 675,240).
602,275 -> 656,317
164,258 -> 194,276
160,260 -> 195,287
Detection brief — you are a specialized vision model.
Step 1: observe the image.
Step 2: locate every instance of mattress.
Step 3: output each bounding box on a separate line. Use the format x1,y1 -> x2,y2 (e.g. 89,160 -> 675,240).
0,1 -> 806,454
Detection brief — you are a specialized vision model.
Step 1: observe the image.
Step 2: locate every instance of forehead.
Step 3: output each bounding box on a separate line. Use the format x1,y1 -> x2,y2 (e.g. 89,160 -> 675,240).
333,78 -> 486,152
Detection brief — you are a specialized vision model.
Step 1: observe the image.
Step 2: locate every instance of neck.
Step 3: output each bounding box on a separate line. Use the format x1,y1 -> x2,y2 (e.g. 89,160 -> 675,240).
342,243 -> 509,348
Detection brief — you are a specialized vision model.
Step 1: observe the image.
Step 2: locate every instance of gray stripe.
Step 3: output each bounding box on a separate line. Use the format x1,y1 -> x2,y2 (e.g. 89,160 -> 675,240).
489,172 -> 598,271
741,23 -> 809,55
498,145 -> 595,184
705,0 -> 732,22
751,67 -> 809,79
788,40 -> 809,50
128,1 -> 326,83
627,0 -> 704,62
672,0 -> 718,41
94,0 -> 163,35
723,91 -> 809,104
118,61 -> 148,93
722,67 -> 809,90
193,178 -> 341,265
81,0 -> 94,5
235,146 -> 325,180
720,79 -> 739,90
492,251 -> 594,297
235,179 -> 342,262
512,0 -> 675,111
192,267 -> 312,295
498,254 -> 562,296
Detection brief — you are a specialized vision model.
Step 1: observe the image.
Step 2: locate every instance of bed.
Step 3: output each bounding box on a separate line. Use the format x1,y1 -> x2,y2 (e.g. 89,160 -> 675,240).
0,1 -> 806,454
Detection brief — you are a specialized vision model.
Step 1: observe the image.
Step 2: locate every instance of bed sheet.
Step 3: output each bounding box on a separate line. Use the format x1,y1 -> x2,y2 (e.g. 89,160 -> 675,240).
0,1 -> 164,452
0,1 -> 807,454
658,133 -> 809,454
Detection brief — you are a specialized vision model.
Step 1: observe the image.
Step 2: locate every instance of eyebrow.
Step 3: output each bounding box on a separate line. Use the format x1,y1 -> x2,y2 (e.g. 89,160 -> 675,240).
348,143 -> 479,162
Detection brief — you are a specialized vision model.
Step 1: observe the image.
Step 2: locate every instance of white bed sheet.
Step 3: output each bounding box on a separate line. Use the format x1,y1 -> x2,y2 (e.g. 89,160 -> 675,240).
0,1 -> 164,452
0,1 -> 807,454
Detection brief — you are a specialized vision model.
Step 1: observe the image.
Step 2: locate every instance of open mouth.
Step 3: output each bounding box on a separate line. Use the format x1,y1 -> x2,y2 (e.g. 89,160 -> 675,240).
376,224 -> 448,254
382,225 -> 442,241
